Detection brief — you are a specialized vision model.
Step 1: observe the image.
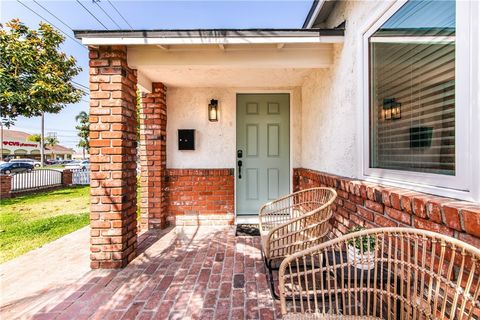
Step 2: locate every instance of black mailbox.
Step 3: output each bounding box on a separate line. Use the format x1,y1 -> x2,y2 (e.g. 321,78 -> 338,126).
178,129 -> 195,150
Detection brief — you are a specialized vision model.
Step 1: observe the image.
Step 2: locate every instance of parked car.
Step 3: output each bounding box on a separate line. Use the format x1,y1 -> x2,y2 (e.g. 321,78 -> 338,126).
9,158 -> 42,167
65,160 -> 90,170
45,159 -> 58,165
0,162 -> 34,174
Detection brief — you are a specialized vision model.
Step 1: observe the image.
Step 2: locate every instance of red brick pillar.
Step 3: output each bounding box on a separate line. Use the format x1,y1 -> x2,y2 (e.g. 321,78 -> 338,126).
0,175 -> 12,199
62,169 -> 72,186
89,45 -> 138,269
139,83 -> 168,230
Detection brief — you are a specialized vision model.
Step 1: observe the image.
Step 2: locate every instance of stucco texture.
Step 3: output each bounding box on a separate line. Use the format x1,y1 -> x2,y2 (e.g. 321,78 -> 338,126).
167,87 -> 302,169
166,1 -> 394,178
301,1 -> 393,178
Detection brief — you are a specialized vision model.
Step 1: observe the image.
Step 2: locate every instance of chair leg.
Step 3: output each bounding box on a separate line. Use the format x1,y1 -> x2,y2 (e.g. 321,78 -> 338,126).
266,259 -> 281,300
266,260 -> 332,303
261,250 -> 280,300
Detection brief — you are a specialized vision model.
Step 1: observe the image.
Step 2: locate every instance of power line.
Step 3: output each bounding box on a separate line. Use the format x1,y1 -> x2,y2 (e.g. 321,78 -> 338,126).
17,0 -> 87,50
72,83 -> 88,95
75,0 -> 109,30
13,126 -> 78,133
72,81 -> 89,90
93,0 -> 122,29
106,0 -> 133,30
32,0 -> 73,31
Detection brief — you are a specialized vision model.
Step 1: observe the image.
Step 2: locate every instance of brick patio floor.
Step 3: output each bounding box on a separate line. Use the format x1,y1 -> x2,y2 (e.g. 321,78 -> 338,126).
1,226 -> 281,320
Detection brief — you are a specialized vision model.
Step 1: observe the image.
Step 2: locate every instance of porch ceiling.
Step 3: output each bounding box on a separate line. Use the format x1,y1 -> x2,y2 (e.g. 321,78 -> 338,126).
139,66 -> 314,88
75,28 -> 343,90
128,43 -> 335,89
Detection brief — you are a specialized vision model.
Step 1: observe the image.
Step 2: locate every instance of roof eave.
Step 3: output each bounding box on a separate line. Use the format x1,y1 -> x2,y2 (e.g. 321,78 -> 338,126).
73,28 -> 344,46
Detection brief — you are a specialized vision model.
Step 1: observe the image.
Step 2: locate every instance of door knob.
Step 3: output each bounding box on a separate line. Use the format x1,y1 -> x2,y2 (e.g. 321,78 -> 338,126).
237,160 -> 242,179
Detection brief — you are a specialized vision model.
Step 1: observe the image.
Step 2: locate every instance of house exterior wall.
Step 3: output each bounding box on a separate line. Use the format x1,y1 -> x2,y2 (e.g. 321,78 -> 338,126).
166,87 -> 302,169
301,1 -> 389,178
166,169 -> 234,226
297,1 -> 480,248
293,168 -> 480,249
165,87 -> 301,225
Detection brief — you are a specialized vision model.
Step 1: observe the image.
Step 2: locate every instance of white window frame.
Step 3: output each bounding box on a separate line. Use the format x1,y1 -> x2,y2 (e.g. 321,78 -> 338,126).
359,0 -> 480,202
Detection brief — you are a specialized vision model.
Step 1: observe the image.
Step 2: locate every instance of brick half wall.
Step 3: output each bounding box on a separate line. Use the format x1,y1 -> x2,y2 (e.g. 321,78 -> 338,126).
293,168 -> 480,248
166,169 -> 235,226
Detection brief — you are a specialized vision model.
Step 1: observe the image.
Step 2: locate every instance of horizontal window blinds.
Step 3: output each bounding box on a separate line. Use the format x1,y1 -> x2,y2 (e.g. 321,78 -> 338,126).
369,0 -> 456,176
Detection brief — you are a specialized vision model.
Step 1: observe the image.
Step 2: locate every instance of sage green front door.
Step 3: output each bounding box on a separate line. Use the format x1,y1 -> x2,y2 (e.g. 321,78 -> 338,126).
236,93 -> 290,216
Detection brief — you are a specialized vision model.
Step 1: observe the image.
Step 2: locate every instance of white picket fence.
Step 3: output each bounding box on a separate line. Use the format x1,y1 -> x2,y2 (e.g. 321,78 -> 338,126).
11,169 -> 62,192
72,169 -> 90,185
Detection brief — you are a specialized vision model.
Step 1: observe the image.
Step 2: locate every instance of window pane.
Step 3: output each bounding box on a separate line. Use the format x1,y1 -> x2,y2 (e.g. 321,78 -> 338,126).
369,0 -> 455,175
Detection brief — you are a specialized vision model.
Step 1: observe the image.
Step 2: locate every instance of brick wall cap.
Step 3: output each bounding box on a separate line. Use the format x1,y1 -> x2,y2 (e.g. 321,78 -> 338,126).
294,168 -> 480,240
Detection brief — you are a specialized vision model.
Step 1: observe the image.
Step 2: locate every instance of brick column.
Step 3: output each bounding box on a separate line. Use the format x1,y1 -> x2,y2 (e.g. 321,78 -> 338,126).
62,169 -> 72,186
89,45 -> 138,269
139,83 -> 168,230
0,175 -> 12,199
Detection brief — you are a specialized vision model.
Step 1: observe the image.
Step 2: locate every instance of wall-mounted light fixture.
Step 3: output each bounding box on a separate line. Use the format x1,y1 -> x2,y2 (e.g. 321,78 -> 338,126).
382,98 -> 401,120
208,99 -> 218,122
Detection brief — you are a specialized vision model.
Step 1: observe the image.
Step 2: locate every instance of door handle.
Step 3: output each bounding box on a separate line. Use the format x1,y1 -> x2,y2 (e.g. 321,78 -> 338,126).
237,160 -> 242,179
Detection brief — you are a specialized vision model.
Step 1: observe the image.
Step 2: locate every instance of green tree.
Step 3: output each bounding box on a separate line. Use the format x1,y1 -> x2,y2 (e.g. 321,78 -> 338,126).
0,19 -> 83,127
27,133 -> 59,148
45,136 -> 59,148
75,111 -> 89,159
26,133 -> 41,143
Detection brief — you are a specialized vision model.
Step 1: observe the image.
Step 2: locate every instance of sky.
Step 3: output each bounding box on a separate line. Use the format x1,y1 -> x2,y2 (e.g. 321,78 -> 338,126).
0,0 -> 312,151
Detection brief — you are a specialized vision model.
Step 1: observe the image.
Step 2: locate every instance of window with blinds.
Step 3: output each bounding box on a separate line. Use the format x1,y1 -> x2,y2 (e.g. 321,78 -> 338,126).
369,0 -> 455,176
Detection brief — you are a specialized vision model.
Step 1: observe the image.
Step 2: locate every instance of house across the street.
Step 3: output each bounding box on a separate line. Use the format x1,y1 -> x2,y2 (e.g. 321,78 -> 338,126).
1,129 -> 74,161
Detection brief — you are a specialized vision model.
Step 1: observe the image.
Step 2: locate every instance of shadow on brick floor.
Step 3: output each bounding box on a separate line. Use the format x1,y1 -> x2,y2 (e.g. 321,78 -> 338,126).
4,227 -> 282,320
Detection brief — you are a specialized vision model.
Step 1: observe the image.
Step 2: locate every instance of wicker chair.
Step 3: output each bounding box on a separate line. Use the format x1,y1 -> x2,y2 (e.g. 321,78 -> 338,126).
279,227 -> 480,319
259,187 -> 337,297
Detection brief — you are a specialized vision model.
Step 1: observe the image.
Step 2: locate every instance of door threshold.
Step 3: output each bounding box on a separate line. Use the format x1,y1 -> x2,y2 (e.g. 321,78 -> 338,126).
236,215 -> 259,224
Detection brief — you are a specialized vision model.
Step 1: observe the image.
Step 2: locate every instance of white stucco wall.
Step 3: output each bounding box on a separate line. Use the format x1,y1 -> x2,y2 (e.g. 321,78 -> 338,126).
301,1 -> 394,178
167,87 -> 302,169
166,1 -> 396,176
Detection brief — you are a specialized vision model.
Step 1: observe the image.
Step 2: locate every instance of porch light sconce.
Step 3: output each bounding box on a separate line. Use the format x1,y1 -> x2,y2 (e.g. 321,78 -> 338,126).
208,99 -> 218,122
382,98 -> 401,120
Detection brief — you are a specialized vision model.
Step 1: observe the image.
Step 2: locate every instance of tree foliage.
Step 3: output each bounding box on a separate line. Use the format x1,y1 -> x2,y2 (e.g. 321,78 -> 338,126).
27,133 -> 59,148
26,133 -> 41,143
0,19 -> 83,127
75,111 -> 89,156
45,136 -> 59,148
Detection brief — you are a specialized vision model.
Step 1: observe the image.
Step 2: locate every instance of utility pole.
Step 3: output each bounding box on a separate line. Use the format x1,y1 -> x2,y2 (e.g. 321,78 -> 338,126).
0,122 -> 3,162
40,112 -> 45,167
0,121 -> 3,162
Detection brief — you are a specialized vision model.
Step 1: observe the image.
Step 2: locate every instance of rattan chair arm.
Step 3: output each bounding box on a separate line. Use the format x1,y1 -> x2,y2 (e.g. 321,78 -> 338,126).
259,187 -> 337,232
263,189 -> 336,260
278,227 -> 480,315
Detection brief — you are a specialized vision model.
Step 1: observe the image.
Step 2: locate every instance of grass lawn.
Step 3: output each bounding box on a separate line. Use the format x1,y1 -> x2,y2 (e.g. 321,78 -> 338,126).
38,165 -> 65,169
0,186 -> 90,263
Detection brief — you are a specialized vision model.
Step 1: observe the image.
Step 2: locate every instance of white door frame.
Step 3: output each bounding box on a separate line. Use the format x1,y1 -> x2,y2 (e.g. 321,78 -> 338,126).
234,89 -> 294,224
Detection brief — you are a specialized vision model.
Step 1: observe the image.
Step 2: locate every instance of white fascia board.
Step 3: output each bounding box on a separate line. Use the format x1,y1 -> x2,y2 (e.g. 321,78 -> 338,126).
81,35 -> 344,46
